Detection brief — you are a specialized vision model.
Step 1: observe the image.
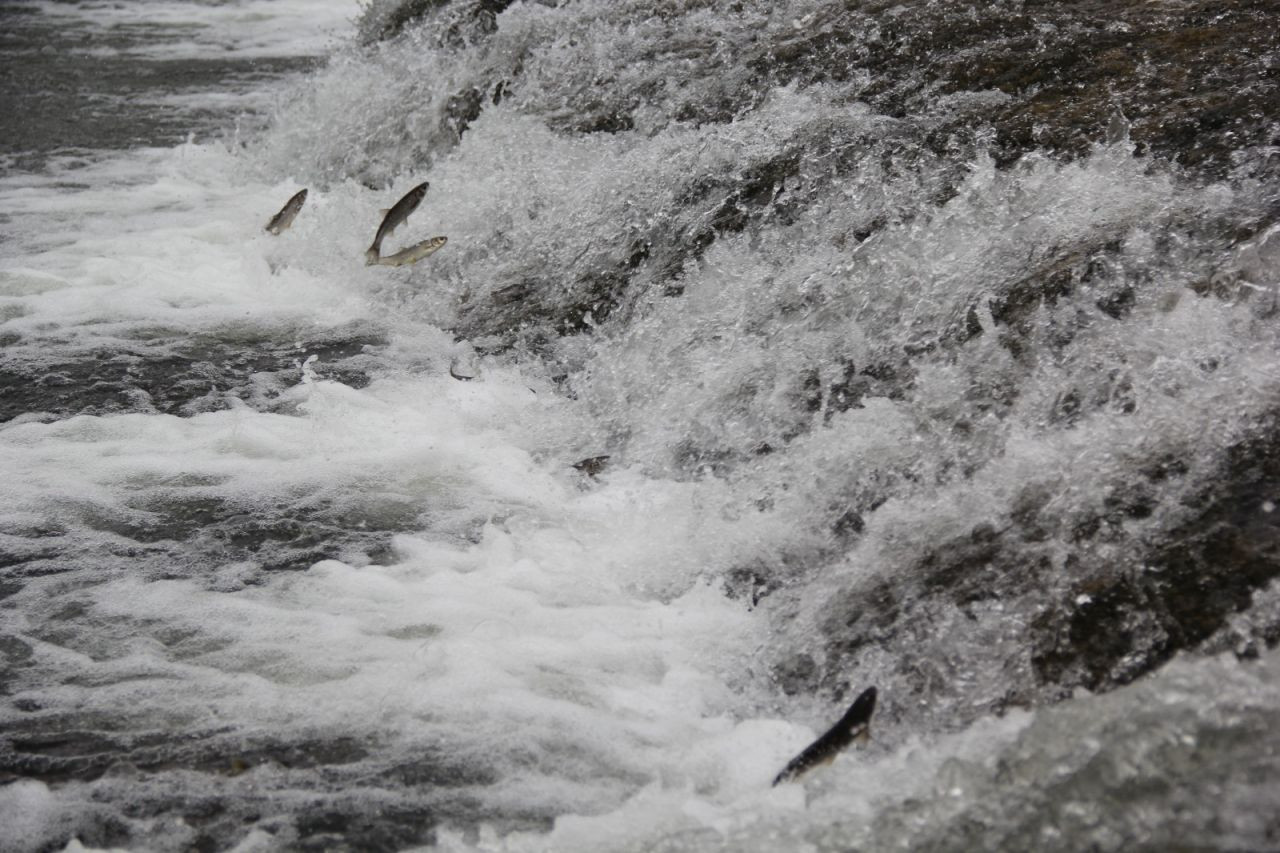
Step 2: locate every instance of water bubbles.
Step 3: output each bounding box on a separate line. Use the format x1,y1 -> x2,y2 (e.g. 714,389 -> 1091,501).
7,0 -> 1280,848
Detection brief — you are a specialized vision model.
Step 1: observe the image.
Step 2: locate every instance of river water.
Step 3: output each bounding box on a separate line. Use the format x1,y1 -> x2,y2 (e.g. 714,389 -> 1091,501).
2,1 -> 1279,851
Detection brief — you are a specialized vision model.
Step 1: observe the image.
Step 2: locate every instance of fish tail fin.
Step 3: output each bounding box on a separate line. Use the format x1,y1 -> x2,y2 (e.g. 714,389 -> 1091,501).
365,246 -> 381,265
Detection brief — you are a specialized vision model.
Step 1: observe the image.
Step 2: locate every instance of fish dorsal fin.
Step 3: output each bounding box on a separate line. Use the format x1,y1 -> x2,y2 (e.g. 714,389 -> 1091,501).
379,208 -> 390,216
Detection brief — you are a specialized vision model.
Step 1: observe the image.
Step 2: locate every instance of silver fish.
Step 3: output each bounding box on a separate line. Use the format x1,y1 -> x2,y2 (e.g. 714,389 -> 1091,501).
373,235 -> 447,267
772,686 -> 877,786
365,181 -> 430,264
264,188 -> 307,235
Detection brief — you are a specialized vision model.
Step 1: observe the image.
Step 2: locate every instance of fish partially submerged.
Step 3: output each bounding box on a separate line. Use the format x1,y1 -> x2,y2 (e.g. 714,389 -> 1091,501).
572,455 -> 610,478
372,236 -> 447,267
449,344 -> 479,381
772,686 -> 877,786
265,188 -> 307,235
365,181 -> 430,264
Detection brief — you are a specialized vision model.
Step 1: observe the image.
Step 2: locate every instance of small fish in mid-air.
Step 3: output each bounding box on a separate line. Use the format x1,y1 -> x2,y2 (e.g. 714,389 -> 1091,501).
772,685 -> 877,786
366,181 -> 430,264
372,236 -> 448,268
265,188 -> 307,235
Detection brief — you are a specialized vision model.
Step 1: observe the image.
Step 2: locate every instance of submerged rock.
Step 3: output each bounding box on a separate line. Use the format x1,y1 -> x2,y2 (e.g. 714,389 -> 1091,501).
795,408 -> 1280,729
1032,421 -> 1280,691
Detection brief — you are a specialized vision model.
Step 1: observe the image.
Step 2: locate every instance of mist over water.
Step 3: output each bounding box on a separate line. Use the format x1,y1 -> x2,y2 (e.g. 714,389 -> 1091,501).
2,1 -> 1280,851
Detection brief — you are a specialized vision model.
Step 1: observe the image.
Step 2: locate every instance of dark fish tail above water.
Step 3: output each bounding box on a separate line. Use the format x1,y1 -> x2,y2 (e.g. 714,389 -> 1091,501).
265,188 -> 307,235
365,181 -> 430,263
772,686 -> 877,786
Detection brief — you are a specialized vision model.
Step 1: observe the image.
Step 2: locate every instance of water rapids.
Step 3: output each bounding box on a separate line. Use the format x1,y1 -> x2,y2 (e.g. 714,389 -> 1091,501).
1,0 -> 1279,850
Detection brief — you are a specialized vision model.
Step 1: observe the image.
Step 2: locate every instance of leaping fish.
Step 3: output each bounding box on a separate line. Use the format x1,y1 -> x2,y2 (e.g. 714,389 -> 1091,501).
772,686 -> 877,786
265,188 -> 307,235
372,236 -> 448,267
366,181 -> 430,264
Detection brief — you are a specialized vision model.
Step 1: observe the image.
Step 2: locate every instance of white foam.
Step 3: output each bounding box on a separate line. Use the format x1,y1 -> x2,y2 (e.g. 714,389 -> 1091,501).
0,132 -> 788,840
5,2 -> 1280,850
0,781 -> 65,853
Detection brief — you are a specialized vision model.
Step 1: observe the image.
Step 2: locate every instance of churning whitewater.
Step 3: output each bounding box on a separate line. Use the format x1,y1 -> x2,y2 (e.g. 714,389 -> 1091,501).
2,0 -> 1279,851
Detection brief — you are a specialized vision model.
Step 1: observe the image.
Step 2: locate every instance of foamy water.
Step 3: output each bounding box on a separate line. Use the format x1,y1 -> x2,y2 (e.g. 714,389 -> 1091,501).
3,0 -> 1279,850
0,136 -> 803,849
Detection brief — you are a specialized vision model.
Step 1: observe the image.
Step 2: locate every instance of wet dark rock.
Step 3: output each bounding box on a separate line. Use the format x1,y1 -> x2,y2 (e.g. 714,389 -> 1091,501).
384,0 -> 1280,183
803,360 -> 911,423
695,150 -> 802,237
788,0 -> 1280,177
723,564 -> 777,608
1033,426 -> 1280,690
442,86 -> 484,142
575,111 -> 635,135
803,409 -> 1280,725
917,523 -> 1027,605
831,508 -> 865,540
361,0 -> 450,43
360,0 -> 515,46
823,578 -> 900,659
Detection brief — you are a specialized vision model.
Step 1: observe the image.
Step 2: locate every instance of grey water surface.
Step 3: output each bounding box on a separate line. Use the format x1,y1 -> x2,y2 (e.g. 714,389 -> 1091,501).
2,0 -> 1280,851
0,1 -> 314,172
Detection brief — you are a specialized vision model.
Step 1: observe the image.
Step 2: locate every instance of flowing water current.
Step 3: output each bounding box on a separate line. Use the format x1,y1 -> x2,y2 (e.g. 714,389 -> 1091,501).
2,1 -> 1280,851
